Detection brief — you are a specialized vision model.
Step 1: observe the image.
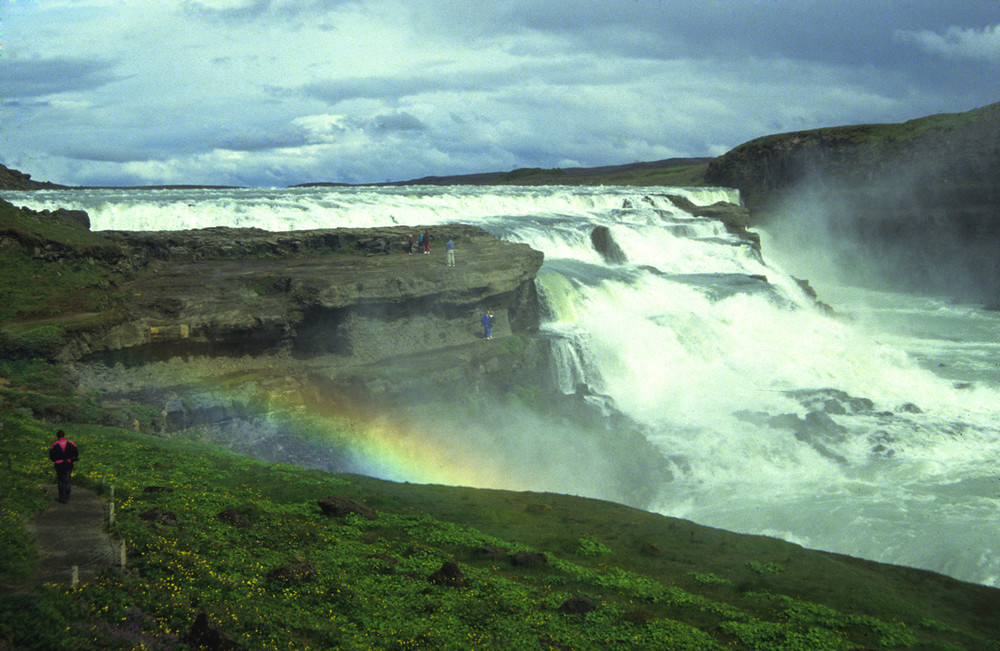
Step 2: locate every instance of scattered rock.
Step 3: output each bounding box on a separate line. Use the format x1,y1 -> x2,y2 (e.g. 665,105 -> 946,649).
509,550 -> 548,567
428,561 -> 466,587
266,560 -> 316,585
216,507 -> 253,529
184,611 -> 247,651
139,508 -> 178,525
472,545 -> 507,560
590,226 -> 627,264
317,495 -> 377,520
557,595 -> 597,615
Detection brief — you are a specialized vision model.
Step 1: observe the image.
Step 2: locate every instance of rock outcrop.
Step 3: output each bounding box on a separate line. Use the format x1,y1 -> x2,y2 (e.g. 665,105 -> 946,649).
0,163 -> 67,190
704,102 -> 1000,303
73,224 -> 544,364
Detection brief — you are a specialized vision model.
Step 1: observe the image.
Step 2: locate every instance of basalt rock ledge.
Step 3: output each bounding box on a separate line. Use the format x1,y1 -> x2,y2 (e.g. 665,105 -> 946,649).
63,224 -> 548,412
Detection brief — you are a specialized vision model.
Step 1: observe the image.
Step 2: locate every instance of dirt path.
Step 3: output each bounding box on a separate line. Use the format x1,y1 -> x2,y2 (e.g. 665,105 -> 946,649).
24,486 -> 119,586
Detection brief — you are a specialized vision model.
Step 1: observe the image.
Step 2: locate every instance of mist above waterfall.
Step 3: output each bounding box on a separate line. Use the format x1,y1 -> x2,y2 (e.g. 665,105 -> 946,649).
752,150 -> 1000,307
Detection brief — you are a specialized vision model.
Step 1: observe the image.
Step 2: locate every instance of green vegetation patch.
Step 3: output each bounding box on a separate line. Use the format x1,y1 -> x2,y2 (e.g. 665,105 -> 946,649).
0,202 -> 129,324
0,408 -> 993,649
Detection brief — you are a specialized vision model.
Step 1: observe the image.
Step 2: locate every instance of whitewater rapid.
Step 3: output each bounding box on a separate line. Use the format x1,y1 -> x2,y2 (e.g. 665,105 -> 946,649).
5,185 -> 1000,587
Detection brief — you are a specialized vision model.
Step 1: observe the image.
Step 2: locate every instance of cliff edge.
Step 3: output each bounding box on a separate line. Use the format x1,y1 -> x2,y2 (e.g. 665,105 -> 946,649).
705,102 -> 1000,302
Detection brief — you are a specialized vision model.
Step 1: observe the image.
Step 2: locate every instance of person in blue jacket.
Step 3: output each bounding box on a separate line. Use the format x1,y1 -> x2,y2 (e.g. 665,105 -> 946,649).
49,430 -> 79,504
482,310 -> 494,340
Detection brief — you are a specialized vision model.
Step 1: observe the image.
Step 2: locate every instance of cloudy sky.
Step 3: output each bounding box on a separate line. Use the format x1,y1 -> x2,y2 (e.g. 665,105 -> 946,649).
1,0 -> 998,187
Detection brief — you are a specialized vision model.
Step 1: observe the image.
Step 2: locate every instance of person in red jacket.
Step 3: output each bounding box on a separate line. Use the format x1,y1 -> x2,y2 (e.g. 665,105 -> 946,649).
48,430 -> 79,504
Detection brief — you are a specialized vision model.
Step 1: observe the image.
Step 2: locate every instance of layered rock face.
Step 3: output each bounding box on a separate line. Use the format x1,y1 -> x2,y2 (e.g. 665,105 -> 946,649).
76,225 -> 543,361
64,224 -> 548,411
704,102 -> 1000,303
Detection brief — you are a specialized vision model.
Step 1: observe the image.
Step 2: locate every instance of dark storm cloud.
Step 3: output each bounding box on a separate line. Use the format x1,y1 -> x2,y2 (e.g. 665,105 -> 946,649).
215,127 -> 314,152
182,0 -> 349,22
369,112 -> 427,132
493,0 -> 998,64
0,57 -> 122,99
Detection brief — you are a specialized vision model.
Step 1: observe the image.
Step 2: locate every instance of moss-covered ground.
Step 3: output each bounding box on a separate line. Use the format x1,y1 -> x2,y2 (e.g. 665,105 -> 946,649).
2,396 -> 1000,649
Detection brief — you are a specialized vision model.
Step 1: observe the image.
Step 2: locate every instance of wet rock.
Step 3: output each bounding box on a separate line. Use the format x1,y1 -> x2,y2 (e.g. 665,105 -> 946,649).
868,431 -> 895,458
590,226 -> 627,264
785,388 -> 874,415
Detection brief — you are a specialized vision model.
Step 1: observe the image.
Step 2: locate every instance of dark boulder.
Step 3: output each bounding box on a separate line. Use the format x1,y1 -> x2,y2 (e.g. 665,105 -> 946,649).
266,560 -> 317,585
428,561 -> 466,587
590,226 -> 627,264
509,550 -> 548,567
216,507 -> 253,529
48,208 -> 90,230
138,508 -> 178,525
558,595 -> 597,615
472,545 -> 507,561
184,611 -> 247,651
317,495 -> 377,520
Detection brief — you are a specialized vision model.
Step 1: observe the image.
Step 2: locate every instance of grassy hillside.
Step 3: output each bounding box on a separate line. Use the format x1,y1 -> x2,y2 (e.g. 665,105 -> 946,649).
2,408 -> 999,650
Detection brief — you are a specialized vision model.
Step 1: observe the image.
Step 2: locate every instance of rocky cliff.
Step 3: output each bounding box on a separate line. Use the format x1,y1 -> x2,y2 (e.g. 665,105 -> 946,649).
0,163 -> 67,190
1,199 -> 677,506
705,102 -> 1000,302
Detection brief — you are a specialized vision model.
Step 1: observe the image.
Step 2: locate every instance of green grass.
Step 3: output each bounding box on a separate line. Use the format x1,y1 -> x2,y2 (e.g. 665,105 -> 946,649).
1,405 -> 997,649
0,200 -> 129,325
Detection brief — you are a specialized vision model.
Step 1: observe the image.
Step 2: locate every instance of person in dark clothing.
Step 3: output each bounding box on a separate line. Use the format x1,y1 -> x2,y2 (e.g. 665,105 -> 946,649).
48,430 -> 79,504
482,310 -> 494,340
407,233 -> 414,255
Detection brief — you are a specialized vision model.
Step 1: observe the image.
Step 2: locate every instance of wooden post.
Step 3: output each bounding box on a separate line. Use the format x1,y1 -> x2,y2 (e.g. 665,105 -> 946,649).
119,543 -> 126,569
108,485 -> 115,526
71,566 -> 79,587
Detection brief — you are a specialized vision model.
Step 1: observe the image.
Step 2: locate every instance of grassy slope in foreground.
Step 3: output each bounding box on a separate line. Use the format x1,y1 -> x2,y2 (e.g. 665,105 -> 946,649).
1,410 -> 999,650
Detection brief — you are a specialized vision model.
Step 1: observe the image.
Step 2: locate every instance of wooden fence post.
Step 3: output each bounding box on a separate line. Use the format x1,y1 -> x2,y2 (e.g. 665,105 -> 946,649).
119,543 -> 126,569
71,566 -> 79,587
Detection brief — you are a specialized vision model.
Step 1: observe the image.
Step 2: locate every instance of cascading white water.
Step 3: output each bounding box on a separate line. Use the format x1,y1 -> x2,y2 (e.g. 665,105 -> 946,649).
6,184 -> 999,587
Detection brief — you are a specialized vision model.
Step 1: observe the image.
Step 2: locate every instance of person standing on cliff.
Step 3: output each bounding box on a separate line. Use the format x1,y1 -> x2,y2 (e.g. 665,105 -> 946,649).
407,233 -> 414,255
423,229 -> 431,254
48,430 -> 79,504
482,310 -> 494,340
446,239 -> 455,267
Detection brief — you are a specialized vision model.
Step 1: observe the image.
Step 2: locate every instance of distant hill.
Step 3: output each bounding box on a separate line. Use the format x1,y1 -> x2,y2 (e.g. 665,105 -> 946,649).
296,157 -> 714,188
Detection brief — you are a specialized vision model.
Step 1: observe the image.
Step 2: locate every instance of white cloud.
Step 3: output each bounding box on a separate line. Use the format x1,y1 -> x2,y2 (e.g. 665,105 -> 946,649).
2,1 -> 998,187
896,24 -> 1000,62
